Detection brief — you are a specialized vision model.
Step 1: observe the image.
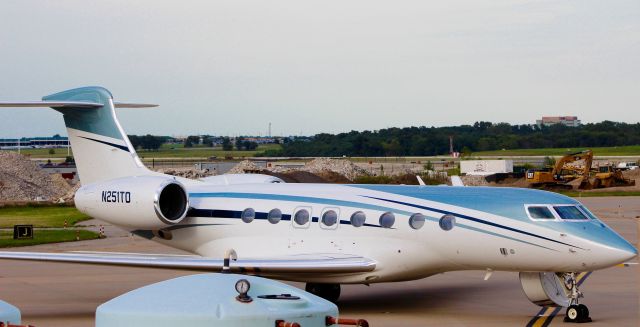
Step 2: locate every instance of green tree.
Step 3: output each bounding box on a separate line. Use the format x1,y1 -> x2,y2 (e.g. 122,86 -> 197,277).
235,137 -> 245,150
201,135 -> 214,147
243,141 -> 258,150
184,135 -> 199,148
140,134 -> 163,151
128,135 -> 141,149
222,137 -> 233,151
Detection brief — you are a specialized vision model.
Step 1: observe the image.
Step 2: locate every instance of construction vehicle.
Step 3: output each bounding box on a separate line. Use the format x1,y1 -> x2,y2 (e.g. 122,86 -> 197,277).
590,165 -> 636,188
526,150 -> 593,190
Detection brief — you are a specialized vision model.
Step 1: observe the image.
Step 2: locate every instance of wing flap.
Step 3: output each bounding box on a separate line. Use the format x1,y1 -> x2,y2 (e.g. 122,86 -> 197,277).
0,251 -> 376,274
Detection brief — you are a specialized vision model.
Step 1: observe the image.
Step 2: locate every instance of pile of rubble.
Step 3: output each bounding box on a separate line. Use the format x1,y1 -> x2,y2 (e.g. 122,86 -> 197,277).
299,158 -> 369,181
227,160 -> 262,174
0,152 -> 71,202
459,175 -> 491,186
157,168 -> 215,179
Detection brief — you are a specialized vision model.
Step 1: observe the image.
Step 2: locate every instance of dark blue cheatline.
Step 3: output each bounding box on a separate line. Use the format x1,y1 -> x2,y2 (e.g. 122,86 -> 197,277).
79,136 -> 130,152
363,195 -> 584,250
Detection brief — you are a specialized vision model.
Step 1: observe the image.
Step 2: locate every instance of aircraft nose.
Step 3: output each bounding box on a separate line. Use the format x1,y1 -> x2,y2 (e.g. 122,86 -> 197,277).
608,239 -> 638,264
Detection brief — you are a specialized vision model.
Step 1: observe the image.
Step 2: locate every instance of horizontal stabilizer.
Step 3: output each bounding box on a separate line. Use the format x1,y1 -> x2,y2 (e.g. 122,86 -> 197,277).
0,101 -> 103,108
0,101 -> 158,109
0,251 -> 376,274
114,102 -> 158,108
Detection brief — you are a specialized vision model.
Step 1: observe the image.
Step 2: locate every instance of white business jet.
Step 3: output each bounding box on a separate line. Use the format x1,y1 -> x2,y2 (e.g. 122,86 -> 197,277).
0,87 -> 636,322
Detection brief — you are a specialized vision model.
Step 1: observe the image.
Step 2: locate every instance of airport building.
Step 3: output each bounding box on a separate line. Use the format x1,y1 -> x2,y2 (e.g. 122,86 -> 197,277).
0,135 -> 69,149
536,116 -> 581,127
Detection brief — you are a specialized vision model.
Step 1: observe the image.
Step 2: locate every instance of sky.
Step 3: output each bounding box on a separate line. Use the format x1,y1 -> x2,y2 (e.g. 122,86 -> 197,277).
0,0 -> 638,138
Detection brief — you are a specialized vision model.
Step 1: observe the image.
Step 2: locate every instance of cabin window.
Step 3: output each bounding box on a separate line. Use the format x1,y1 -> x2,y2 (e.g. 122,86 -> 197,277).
294,209 -> 310,226
379,212 -> 395,228
553,206 -> 589,220
241,208 -> 255,223
267,208 -> 282,224
321,210 -> 338,227
350,211 -> 366,227
527,206 -> 555,220
409,213 -> 426,230
439,214 -> 455,231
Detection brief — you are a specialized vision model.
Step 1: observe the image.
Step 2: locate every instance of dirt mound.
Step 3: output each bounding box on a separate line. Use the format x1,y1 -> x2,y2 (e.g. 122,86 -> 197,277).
227,160 -> 262,174
623,168 -> 640,179
0,152 -> 71,202
60,183 -> 81,203
301,158 -> 369,181
460,175 -> 490,186
157,168 -> 214,179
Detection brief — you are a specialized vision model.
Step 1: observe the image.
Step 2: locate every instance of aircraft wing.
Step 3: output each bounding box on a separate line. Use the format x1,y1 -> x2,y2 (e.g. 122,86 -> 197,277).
0,251 -> 376,274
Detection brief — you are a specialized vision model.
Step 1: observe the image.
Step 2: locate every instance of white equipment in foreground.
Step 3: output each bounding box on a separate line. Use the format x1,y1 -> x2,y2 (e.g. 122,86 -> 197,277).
96,273 -> 367,327
0,300 -> 21,326
0,87 -> 637,323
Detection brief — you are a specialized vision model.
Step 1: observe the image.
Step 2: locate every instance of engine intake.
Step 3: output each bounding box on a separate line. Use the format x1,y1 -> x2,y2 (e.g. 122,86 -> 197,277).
75,176 -> 189,229
155,182 -> 189,224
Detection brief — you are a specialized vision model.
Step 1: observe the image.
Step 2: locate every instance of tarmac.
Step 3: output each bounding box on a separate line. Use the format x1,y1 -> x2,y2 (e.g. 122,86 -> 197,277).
0,197 -> 637,327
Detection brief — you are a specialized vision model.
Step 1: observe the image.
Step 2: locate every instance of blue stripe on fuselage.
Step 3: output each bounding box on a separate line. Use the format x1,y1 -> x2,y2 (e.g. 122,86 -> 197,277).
362,195 -> 583,250
187,191 -> 573,250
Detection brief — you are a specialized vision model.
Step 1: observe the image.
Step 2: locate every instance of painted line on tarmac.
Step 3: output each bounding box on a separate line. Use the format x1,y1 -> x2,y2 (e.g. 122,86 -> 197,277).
616,262 -> 637,267
525,271 -> 591,327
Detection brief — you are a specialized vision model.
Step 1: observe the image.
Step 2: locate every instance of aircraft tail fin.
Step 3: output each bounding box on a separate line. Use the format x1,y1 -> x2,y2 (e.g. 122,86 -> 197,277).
0,86 -> 156,184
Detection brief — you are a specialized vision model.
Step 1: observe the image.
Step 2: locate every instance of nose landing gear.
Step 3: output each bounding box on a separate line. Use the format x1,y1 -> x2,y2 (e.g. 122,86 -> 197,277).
305,283 -> 341,303
562,273 -> 592,323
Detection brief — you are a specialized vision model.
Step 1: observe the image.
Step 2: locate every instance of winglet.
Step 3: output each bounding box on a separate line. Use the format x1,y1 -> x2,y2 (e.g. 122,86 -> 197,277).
416,175 -> 426,186
451,176 -> 465,186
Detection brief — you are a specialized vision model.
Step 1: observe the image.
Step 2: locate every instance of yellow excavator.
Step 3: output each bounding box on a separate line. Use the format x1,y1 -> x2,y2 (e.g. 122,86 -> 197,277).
526,150 -> 593,190
526,150 -> 635,189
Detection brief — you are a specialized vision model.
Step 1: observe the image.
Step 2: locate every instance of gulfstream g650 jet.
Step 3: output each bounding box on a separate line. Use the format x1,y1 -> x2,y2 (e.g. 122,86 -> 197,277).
0,87 -> 636,322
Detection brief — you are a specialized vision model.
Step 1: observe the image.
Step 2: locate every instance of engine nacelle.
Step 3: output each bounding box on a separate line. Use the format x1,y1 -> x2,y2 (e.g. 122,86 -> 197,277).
75,175 -> 189,229
519,272 -> 571,307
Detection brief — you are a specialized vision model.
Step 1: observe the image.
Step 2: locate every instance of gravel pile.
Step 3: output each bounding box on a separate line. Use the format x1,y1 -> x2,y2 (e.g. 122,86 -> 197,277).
59,182 -> 81,203
300,158 -> 369,181
0,152 -> 71,202
157,168 -> 215,179
460,175 -> 490,186
227,160 -> 262,174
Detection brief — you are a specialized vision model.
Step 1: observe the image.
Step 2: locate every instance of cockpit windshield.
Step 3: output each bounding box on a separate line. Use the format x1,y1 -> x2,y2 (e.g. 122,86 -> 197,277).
553,205 -> 589,220
526,204 -> 593,221
527,206 -> 555,219
577,205 -> 598,220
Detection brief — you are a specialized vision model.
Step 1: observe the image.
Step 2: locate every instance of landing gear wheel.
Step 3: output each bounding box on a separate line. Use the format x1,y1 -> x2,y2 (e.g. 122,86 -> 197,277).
305,283 -> 341,303
566,305 -> 579,322
577,304 -> 590,319
562,273 -> 592,323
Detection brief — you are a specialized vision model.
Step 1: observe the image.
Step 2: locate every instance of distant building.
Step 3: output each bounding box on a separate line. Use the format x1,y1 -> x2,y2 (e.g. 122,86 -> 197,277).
536,116 -> 581,127
0,135 -> 69,149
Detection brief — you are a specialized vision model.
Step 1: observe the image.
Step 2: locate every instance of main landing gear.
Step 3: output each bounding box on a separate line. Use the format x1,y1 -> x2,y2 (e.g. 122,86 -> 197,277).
305,283 -> 341,303
562,273 -> 592,323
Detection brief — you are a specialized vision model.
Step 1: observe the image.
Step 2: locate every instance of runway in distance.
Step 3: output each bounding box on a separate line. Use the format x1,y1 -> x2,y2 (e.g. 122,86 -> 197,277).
0,87 -> 637,322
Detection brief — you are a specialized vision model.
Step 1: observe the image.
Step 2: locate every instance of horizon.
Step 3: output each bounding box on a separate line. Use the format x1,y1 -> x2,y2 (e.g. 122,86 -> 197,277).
0,118 -> 636,139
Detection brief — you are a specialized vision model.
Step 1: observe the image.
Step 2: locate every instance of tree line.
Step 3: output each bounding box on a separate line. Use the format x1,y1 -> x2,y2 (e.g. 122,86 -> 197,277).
128,135 -> 259,151
264,121 -> 640,157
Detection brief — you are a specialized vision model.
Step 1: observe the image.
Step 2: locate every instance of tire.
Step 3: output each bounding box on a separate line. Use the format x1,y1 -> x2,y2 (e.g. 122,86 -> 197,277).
566,305 -> 579,321
578,304 -> 589,320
